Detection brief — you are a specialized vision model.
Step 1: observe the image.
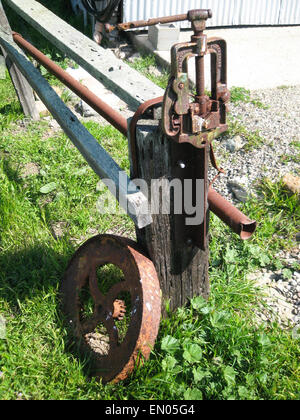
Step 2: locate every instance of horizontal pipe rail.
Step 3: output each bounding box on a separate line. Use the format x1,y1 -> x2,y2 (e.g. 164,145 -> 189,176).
208,187 -> 256,239
105,13 -> 188,32
12,31 -> 128,137
106,9 -> 212,33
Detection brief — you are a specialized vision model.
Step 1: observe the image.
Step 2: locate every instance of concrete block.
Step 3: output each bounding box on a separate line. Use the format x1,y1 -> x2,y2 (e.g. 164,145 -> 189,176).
148,24 -> 180,51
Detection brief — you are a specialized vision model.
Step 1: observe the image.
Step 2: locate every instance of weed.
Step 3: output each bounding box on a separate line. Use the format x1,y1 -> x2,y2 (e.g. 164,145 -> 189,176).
280,154 -> 300,165
230,86 -> 269,109
126,54 -> 169,89
226,118 -> 265,151
277,85 -> 290,90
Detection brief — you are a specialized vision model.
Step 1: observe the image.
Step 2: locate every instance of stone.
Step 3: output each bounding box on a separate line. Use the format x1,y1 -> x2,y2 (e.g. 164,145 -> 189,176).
127,52 -> 141,63
228,181 -> 249,202
224,135 -> 245,152
80,77 -> 120,110
78,100 -> 98,117
49,118 -> 61,130
282,173 -> 300,195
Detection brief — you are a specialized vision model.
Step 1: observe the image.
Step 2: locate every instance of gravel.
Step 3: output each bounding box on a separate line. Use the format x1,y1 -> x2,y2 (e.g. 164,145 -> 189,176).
208,85 -> 299,328
249,248 -> 300,328
210,85 -> 300,203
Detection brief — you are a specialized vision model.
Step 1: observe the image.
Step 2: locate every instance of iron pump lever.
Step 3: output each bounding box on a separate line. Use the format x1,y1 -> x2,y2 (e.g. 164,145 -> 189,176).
160,10 -> 231,250
162,9 -> 230,147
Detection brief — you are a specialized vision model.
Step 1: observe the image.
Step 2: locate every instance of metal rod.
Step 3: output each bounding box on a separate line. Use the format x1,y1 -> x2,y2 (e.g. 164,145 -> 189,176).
208,187 -> 257,239
105,13 -> 188,32
12,31 -> 128,136
196,55 -> 205,97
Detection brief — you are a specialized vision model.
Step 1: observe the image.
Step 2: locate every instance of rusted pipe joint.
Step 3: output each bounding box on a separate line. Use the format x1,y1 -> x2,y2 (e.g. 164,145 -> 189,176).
187,9 -> 213,22
188,9 -> 212,34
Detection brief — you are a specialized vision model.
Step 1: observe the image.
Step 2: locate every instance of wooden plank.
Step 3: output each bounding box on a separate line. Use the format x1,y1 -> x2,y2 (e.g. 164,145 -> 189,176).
133,120 -> 210,314
4,0 -> 164,110
0,28 -> 152,229
0,54 -> 5,79
0,0 -> 39,119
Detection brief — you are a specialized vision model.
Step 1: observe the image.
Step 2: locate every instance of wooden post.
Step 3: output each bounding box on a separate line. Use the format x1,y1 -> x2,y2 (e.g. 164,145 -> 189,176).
132,118 -> 210,314
0,0 -> 39,119
0,54 -> 5,78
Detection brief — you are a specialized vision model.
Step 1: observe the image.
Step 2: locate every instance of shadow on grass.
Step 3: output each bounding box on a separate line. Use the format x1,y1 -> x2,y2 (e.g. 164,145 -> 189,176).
0,102 -> 22,116
0,241 -> 101,379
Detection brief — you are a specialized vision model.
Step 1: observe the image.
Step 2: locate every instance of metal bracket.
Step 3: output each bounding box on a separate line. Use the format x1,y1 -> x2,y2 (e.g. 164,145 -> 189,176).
162,14 -> 230,148
161,10 -> 230,250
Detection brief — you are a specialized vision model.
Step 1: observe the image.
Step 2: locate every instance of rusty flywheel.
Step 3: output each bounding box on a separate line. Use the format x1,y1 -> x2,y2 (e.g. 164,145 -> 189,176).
61,234 -> 161,383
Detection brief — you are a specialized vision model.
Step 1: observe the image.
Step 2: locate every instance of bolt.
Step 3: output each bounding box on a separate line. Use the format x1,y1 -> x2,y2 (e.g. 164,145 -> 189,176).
186,238 -> 193,247
177,160 -> 186,169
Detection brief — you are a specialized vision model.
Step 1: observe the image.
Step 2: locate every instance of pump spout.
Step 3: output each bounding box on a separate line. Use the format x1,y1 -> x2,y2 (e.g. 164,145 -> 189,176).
208,187 -> 256,239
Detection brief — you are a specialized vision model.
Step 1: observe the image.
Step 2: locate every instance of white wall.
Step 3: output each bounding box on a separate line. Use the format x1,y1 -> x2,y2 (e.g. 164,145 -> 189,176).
123,0 -> 300,27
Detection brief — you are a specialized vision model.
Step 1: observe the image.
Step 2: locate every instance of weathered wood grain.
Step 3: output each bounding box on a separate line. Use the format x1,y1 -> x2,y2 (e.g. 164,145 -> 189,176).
0,0 -> 39,119
133,120 -> 210,314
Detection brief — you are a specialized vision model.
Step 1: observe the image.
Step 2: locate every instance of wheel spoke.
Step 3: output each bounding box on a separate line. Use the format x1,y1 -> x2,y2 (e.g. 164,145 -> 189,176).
89,268 -> 105,307
106,280 -> 131,304
103,316 -> 119,351
80,316 -> 99,335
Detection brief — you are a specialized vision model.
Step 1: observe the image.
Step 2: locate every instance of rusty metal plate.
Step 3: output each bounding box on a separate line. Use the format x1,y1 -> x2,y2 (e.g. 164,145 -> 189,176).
61,234 -> 161,383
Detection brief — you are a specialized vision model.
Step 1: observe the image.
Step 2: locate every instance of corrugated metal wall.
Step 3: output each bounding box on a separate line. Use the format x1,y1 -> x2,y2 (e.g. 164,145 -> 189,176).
123,0 -> 300,27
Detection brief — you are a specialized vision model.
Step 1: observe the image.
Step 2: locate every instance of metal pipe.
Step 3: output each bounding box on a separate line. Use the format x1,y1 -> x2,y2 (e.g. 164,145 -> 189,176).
12,32 -> 128,137
105,9 -> 212,33
208,187 -> 257,239
105,13 -> 188,32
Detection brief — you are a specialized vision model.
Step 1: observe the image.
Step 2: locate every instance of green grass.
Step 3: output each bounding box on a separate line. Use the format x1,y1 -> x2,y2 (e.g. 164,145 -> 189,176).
126,54 -> 169,90
230,86 -> 269,109
0,72 -> 23,130
225,117 -> 266,151
280,154 -> 300,165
